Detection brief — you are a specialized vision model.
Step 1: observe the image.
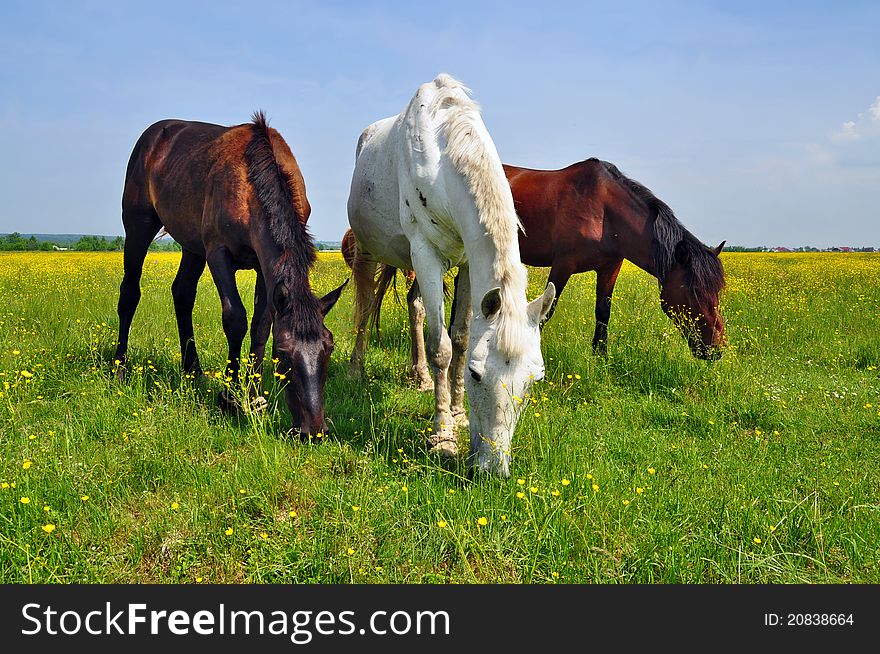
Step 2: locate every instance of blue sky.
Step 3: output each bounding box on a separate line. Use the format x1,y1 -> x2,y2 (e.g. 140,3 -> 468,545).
1,0 -> 878,247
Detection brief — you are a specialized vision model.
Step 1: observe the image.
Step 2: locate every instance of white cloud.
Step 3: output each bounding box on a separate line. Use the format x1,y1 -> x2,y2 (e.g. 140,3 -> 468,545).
870,96 -> 880,122
831,95 -> 880,143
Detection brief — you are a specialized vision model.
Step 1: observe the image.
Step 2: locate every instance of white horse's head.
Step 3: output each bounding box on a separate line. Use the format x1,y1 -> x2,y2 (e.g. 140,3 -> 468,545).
465,283 -> 555,478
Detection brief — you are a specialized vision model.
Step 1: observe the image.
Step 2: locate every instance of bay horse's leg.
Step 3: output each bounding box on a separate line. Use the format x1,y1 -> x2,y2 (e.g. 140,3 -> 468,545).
593,259 -> 623,356
544,263 -> 576,324
349,250 -> 380,380
171,248 -> 207,378
406,278 -> 433,391
206,247 -> 248,409
113,209 -> 161,380
245,267 -> 271,410
448,266 -> 471,428
410,241 -> 457,456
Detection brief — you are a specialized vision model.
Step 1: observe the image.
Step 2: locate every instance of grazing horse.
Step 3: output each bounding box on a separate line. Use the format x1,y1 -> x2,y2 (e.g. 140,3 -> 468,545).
347,74 -> 554,477
114,112 -> 346,436
343,158 -> 726,382
507,159 -> 725,359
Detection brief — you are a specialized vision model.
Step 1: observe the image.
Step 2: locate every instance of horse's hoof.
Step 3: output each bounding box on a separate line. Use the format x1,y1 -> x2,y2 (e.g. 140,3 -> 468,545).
452,412 -> 469,430
115,367 -> 126,382
217,389 -> 240,413
427,423 -> 459,457
248,395 -> 269,413
348,362 -> 365,381
428,439 -> 459,458
411,368 -> 433,392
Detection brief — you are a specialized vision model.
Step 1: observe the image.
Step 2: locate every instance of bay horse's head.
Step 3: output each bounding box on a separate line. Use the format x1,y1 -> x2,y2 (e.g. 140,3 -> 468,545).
270,279 -> 347,437
659,240 -> 726,359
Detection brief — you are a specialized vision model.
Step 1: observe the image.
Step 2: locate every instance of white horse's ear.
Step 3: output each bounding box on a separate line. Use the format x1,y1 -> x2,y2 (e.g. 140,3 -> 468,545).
481,287 -> 502,319
528,282 -> 556,325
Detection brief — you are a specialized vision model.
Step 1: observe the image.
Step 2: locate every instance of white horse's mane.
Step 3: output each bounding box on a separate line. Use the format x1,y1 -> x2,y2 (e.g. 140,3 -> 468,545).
426,74 -> 530,357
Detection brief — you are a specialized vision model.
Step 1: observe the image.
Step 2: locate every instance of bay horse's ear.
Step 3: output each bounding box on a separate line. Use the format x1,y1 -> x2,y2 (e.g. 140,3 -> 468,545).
528,282 -> 556,325
320,278 -> 349,316
674,240 -> 691,265
273,283 -> 290,312
714,241 -> 726,256
481,287 -> 502,319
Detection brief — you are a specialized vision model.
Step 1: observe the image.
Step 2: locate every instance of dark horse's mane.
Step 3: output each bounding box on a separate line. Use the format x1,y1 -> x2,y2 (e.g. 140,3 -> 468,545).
245,110 -> 322,338
597,159 -> 725,306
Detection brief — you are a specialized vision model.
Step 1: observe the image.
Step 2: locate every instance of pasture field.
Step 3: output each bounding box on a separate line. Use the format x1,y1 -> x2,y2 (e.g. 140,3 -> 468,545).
0,251 -> 878,583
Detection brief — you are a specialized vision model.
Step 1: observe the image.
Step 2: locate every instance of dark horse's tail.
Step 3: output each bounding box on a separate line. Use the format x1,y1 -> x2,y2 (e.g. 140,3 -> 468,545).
244,111 -> 322,336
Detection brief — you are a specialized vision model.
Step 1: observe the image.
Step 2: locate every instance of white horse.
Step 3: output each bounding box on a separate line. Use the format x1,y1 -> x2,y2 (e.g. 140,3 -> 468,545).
347,74 -> 555,477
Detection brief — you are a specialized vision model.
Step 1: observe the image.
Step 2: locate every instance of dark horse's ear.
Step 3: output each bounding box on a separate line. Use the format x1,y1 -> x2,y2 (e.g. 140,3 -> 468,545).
320,278 -> 349,316
714,241 -> 726,256
273,283 -> 290,312
674,240 -> 691,265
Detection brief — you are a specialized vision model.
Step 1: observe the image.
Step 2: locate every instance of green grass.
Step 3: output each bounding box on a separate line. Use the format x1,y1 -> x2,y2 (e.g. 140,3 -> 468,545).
1,251 -> 878,583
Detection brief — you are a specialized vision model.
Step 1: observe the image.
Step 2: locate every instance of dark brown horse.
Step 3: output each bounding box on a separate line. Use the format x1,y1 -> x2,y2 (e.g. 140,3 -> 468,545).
114,112 -> 346,435
345,157 -> 726,368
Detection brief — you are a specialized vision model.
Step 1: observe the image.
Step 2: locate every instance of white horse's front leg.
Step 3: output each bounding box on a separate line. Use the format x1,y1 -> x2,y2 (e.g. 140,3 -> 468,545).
448,266 -> 471,428
410,240 -> 458,457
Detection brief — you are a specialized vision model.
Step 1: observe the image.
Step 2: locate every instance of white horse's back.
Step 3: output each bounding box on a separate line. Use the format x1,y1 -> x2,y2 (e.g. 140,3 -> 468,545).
348,75 -> 502,272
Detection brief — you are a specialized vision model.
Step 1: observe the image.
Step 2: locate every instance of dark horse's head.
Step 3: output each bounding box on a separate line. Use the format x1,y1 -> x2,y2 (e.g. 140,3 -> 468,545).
270,278 -> 346,436
246,111 -> 347,436
658,238 -> 726,359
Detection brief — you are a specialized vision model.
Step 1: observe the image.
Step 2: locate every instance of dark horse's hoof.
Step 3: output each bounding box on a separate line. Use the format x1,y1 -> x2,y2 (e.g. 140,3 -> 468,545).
217,389 -> 268,414
217,389 -> 239,413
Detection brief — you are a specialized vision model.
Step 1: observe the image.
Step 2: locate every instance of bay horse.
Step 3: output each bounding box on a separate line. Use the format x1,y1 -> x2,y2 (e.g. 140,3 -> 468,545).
344,158 -> 726,385
348,74 -> 554,477
507,159 -> 725,359
114,112 -> 346,436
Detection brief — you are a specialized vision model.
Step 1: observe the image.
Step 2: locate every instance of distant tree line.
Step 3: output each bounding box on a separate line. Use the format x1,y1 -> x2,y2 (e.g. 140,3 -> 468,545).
724,245 -> 876,253
0,233 -> 342,252
0,233 -> 56,251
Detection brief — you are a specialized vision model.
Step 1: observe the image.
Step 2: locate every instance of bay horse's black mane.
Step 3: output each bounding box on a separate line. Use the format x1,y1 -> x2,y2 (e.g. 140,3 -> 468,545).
245,111 -> 323,338
596,159 -> 725,306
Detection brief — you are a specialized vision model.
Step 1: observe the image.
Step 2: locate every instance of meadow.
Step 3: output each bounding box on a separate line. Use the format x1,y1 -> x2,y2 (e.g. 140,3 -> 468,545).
0,251 -> 878,583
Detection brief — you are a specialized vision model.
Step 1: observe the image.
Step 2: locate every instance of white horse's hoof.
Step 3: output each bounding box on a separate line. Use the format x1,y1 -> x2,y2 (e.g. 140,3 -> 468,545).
427,422 -> 459,457
412,368 -> 434,392
452,412 -> 469,430
428,438 -> 459,458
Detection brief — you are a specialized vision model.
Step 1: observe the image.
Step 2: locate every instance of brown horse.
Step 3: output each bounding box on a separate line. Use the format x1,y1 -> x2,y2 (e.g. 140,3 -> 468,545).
508,159 -> 725,359
114,112 -> 346,436
345,157 -> 726,372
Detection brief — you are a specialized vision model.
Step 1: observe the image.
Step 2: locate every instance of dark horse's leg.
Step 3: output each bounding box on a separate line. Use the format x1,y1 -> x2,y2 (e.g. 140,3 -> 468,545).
592,259 -> 623,356
246,267 -> 271,409
113,207 -> 161,380
249,267 -> 271,372
206,247 -> 248,410
171,248 -> 207,377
